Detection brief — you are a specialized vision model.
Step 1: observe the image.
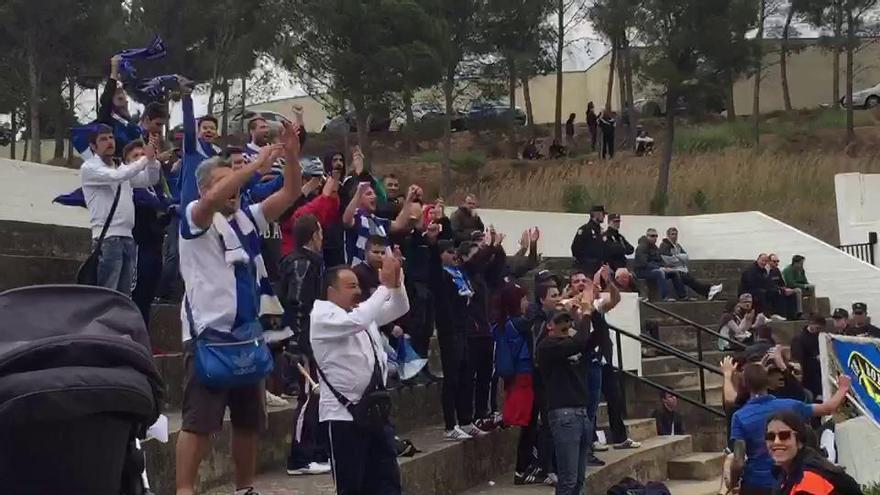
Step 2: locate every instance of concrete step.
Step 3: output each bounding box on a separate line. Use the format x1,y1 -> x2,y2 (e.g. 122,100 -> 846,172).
626,380 -> 723,409
666,478 -> 724,495
643,370 -> 723,390
459,434 -> 694,495
655,326 -> 720,352
643,301 -> 730,327
0,219 -> 91,258
0,254 -> 82,292
667,452 -> 726,481
202,425 -> 518,495
597,418 -> 658,444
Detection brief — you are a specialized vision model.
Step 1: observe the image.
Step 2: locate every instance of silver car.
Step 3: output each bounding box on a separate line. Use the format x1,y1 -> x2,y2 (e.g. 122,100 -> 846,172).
840,82 -> 880,108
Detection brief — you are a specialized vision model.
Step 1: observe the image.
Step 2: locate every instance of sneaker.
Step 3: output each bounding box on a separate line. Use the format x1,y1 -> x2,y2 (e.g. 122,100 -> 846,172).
235,488 -> 261,495
592,441 -> 610,452
474,417 -> 499,431
514,467 -> 542,485
708,283 -> 723,301
461,423 -> 489,437
614,438 -> 642,449
445,426 -> 472,441
266,391 -> 289,407
664,298 -> 677,302
770,314 -> 787,322
587,454 -> 606,466
687,296 -> 699,301
287,461 -> 332,476
544,473 -> 558,486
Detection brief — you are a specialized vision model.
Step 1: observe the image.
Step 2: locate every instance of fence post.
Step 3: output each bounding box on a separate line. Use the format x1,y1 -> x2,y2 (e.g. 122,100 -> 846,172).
869,232 -> 877,266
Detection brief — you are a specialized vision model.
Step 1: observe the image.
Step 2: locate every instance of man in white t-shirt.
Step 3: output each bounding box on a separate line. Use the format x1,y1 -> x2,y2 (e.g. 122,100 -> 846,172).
173,121 -> 303,495
310,254 -> 409,495
80,124 -> 161,295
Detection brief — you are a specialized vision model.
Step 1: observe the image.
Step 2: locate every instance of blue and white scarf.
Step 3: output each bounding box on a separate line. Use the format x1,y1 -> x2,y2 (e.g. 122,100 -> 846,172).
211,211 -> 292,343
442,266 -> 474,299
350,210 -> 388,266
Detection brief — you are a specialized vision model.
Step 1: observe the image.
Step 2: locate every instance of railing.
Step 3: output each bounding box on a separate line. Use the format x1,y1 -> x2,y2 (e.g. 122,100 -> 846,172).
609,321 -> 726,418
837,231 -> 877,265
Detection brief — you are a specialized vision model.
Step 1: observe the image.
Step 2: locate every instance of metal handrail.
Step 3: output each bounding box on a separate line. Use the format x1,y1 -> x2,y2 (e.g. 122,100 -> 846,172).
617,368 -> 725,417
640,300 -> 745,350
608,322 -> 722,375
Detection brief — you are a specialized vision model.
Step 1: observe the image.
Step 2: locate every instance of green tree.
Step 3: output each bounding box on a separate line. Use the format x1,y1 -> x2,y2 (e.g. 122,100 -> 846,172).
632,0 -> 756,211
590,0 -> 639,141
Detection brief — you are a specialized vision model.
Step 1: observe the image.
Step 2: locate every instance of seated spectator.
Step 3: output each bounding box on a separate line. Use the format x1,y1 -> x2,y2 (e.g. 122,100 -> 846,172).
767,254 -> 799,320
740,253 -> 785,320
658,227 -> 723,301
765,411 -> 862,495
718,294 -> 767,350
730,364 -> 851,495
634,127 -> 654,156
450,194 -> 486,244
651,390 -> 685,436
782,255 -> 817,315
790,314 -> 826,400
522,139 -> 541,160
548,139 -> 567,159
633,228 -> 686,301
603,214 -> 634,273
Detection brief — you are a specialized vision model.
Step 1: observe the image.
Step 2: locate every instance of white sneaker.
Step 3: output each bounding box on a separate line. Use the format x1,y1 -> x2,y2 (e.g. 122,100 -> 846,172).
770,314 -> 787,322
266,391 -> 289,407
614,438 -> 642,449
461,423 -> 489,437
592,441 -> 610,452
445,426 -> 472,441
708,283 -> 723,301
287,461 -> 332,476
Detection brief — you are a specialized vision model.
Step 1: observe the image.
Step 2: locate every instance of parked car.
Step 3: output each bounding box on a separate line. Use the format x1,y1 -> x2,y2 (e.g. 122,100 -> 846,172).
321,109 -> 392,134
463,101 -> 526,128
840,82 -> 880,109
229,110 -> 292,135
392,102 -> 466,131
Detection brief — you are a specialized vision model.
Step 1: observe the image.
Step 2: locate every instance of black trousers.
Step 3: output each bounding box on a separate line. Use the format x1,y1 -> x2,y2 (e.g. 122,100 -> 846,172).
156,215 -> 180,300
287,357 -> 329,469
405,282 -> 435,364
468,335 -> 494,421
680,272 -> 711,298
329,421 -> 401,495
438,333 -> 474,430
516,373 -> 555,473
602,130 -> 615,159
132,244 -> 162,327
592,363 -> 628,444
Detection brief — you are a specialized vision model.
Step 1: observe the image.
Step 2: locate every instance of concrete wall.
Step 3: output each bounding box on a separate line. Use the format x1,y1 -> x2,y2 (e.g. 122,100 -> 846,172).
0,158 -> 88,228
835,173 -> 880,256
733,41 -> 880,115
837,416 -> 880,486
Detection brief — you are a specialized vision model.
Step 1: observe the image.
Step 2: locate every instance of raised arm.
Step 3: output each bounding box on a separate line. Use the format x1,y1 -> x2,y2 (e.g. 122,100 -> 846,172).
97,56 -> 120,125
82,158 -> 148,185
190,144 -> 283,230
812,374 -> 852,417
259,121 -> 304,222
720,356 -> 739,410
181,90 -> 197,155
343,182 -> 368,228
390,185 -> 419,234
129,135 -> 162,188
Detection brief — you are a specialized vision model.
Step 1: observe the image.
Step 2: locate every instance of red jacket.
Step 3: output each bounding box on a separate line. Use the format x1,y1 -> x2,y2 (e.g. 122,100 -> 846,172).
280,194 -> 340,257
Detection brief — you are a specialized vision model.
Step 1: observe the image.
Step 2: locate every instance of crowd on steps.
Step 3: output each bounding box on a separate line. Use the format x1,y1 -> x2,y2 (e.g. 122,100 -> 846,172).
54,49 -> 869,495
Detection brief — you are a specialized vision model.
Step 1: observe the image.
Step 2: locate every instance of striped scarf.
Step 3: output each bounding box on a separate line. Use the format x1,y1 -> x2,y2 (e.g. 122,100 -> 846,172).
211,211 -> 292,343
351,211 -> 387,266
442,266 -> 474,298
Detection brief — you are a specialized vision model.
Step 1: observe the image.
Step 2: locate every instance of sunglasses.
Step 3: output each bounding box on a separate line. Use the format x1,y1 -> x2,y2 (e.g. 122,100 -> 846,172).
765,430 -> 794,442
648,234 -> 658,238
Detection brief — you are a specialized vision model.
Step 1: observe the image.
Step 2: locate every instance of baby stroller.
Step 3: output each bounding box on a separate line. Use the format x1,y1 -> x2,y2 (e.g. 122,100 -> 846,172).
0,285 -> 164,495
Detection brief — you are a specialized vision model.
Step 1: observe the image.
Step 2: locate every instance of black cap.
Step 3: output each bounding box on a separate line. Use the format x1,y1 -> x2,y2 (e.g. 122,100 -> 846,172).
792,254 -> 805,263
590,205 -> 606,213
608,213 -> 621,221
437,239 -> 455,253
853,302 -> 867,313
833,308 -> 850,319
549,310 -> 574,325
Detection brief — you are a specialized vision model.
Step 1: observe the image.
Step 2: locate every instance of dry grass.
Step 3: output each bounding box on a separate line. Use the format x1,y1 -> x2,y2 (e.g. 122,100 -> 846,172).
450,149 -> 880,243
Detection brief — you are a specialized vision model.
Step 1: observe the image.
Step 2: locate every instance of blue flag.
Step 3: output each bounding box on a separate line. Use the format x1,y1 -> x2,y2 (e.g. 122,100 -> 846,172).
830,336 -> 880,427
396,338 -> 427,381
117,36 -> 168,81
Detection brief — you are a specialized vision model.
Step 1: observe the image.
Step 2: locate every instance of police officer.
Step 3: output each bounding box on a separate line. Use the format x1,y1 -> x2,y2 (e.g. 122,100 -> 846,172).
847,302 -> 880,338
570,205 -> 606,276
603,213 -> 634,272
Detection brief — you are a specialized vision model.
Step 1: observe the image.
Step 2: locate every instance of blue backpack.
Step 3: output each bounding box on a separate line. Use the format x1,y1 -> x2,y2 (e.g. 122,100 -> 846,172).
493,319 -> 529,378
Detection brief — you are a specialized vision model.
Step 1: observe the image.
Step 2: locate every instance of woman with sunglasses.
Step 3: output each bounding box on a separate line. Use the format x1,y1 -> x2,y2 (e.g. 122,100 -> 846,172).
766,410 -> 862,495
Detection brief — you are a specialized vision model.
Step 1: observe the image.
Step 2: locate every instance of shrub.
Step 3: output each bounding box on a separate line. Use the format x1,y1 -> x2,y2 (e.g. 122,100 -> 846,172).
675,121 -> 752,153
563,184 -> 592,213
451,151 -> 487,174
690,189 -> 710,213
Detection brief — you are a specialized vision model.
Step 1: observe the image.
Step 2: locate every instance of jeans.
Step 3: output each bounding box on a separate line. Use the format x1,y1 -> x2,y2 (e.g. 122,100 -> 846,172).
96,236 -> 137,297
638,268 -> 687,300
548,407 -> 593,495
156,214 -> 180,300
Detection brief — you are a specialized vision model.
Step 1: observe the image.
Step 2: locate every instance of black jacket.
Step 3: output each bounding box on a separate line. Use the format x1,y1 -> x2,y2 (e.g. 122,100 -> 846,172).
431,251 -> 473,338
740,262 -> 775,295
571,219 -> 604,272
604,227 -> 634,271
450,207 -> 485,244
768,267 -> 787,289
462,245 -> 496,338
651,408 -> 685,435
278,246 -> 324,354
791,328 -> 822,398
633,236 -> 663,273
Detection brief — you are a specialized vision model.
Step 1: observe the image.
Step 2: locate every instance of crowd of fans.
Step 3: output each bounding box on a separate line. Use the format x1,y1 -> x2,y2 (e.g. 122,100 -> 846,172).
72,54 -> 869,495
